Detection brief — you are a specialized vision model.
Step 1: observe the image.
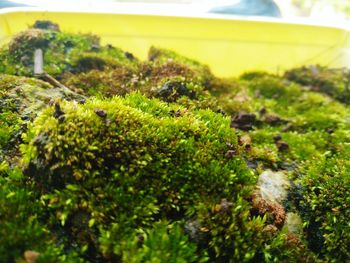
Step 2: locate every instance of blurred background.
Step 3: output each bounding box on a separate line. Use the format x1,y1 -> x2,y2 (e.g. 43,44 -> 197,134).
1,0 -> 349,23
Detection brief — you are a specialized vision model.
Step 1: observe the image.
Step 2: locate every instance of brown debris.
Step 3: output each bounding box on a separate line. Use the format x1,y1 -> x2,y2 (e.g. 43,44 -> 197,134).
263,224 -> 278,237
282,123 -> 293,132
286,233 -> 302,247
24,250 -> 40,263
214,198 -> 233,213
238,134 -> 252,150
53,103 -> 65,123
251,192 -> 286,226
239,134 -> 252,146
231,112 -> 257,131
276,141 -> 289,152
259,107 -> 267,115
273,134 -> 282,142
94,109 -> 107,118
125,52 -> 135,61
233,91 -> 251,103
264,113 -> 287,125
225,150 -> 236,159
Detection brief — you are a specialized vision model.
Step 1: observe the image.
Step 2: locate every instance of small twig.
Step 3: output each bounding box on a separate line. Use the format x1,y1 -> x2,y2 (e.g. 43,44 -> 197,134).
33,48 -> 72,91
37,73 -> 69,90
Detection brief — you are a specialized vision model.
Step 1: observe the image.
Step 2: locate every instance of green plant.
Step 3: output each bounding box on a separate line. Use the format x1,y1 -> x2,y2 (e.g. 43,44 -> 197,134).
298,148 -> 350,261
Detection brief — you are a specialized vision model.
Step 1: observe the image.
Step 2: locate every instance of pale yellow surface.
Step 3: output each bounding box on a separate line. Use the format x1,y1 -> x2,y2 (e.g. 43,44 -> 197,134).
0,9 -> 349,77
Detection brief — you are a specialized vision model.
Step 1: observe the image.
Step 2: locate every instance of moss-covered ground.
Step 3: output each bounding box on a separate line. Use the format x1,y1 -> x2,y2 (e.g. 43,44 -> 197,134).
1,21 -> 350,262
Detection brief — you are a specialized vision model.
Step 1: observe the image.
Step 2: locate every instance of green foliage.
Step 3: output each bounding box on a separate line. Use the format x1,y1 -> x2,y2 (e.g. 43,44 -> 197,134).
20,93 -> 261,261
2,21 -> 350,262
0,73 -> 82,163
0,22 -> 133,77
0,164 -> 85,263
285,65 -> 350,104
298,147 -> 350,261
0,165 -> 45,262
100,222 -> 207,263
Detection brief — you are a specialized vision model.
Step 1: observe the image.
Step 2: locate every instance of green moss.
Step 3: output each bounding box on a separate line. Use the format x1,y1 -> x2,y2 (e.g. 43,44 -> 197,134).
0,73 -> 83,163
18,93 -> 304,261
0,163 -> 86,263
298,147 -> 350,261
63,60 -> 220,111
0,24 -> 134,77
2,21 -> 350,262
100,221 -> 207,262
285,65 -> 350,104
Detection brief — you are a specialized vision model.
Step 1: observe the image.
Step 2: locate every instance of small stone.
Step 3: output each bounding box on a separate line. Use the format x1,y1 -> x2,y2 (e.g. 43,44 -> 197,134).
264,113 -> 286,125
48,98 -> 55,106
254,90 -> 262,98
137,234 -> 145,244
53,103 -> 64,120
326,127 -> 335,134
231,112 -> 257,131
125,52 -> 135,60
246,160 -> 259,169
259,107 -> 267,115
220,198 -> 233,212
90,43 -> 100,51
175,109 -> 182,117
184,219 -> 204,242
276,141 -> 289,152
215,198 -> 233,213
20,55 -> 30,64
24,250 -> 40,263
278,162 -> 297,171
226,142 -> 234,149
225,150 -> 236,159
94,109 -> 107,118
233,91 -> 250,103
286,212 -> 303,236
282,123 -> 293,132
239,134 -> 252,146
273,134 -> 282,142
263,224 -> 278,237
309,64 -> 320,76
157,81 -> 195,101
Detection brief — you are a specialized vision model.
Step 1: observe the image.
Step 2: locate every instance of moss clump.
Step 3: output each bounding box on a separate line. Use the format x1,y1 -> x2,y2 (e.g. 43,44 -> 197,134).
285,65 -> 350,104
297,147 -> 350,262
2,21 -> 350,262
20,94 -> 261,261
63,56 -> 220,111
0,24 -> 134,77
0,162 -> 85,263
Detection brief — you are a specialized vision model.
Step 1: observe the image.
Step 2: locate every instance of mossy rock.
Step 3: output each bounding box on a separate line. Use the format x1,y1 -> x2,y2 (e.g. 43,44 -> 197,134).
0,74 -> 82,163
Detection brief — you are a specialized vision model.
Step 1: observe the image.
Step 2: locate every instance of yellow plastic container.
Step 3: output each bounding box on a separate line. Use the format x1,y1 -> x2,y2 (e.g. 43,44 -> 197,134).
0,8 -> 349,77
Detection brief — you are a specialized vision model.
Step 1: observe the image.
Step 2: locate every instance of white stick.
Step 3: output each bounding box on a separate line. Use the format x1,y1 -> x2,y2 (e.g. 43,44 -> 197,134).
34,49 -> 44,75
